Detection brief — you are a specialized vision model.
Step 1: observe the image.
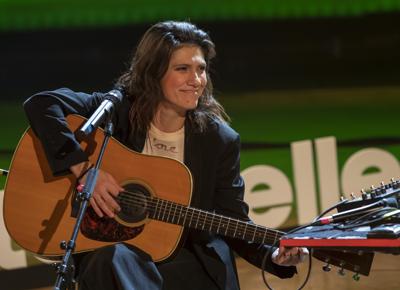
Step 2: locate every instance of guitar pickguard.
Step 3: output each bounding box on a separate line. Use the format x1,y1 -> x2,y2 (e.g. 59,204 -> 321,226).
80,206 -> 144,242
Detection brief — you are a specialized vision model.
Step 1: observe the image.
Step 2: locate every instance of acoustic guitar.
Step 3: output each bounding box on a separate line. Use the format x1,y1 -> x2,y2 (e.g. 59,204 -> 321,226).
3,115 -> 372,275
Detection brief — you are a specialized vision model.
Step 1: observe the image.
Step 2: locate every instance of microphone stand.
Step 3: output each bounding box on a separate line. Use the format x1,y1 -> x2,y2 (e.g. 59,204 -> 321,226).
54,112 -> 115,290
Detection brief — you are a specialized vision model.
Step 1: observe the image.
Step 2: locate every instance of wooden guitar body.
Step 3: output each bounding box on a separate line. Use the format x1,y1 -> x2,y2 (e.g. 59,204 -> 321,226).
3,114 -> 193,261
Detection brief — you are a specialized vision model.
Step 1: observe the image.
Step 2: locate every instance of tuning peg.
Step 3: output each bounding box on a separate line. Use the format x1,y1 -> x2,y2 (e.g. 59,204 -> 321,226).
388,178 -> 395,188
352,273 -> 360,281
378,181 -> 387,193
350,192 -> 356,199
370,185 -> 377,197
322,263 -> 331,272
338,262 -> 346,276
340,196 -> 346,201
361,189 -> 368,200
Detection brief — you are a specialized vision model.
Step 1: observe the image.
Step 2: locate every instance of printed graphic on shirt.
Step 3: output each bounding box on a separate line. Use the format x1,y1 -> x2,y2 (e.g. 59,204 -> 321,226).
152,139 -> 178,153
142,123 -> 184,162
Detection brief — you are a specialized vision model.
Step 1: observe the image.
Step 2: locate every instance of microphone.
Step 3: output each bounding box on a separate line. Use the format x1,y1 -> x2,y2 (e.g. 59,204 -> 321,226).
77,87 -> 124,138
315,198 -> 398,225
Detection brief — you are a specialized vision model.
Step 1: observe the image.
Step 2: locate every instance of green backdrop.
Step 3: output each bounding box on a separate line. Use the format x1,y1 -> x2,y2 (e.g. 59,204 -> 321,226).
1,0 -> 400,31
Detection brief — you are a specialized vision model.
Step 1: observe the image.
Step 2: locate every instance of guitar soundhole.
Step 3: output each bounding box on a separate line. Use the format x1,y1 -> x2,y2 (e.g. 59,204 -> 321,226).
80,182 -> 151,243
116,183 -> 150,224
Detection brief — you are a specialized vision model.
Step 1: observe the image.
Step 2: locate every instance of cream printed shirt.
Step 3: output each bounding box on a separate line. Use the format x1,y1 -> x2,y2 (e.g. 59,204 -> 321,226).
142,123 -> 184,163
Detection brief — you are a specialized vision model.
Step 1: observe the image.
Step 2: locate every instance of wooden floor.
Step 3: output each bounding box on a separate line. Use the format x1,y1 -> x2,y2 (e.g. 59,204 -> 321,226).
32,253 -> 399,290
236,253 -> 400,290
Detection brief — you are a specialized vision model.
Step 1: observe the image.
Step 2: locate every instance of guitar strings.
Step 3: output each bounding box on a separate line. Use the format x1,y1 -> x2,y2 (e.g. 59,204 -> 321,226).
109,189 -> 284,243
117,189 -> 282,237
117,194 -> 283,244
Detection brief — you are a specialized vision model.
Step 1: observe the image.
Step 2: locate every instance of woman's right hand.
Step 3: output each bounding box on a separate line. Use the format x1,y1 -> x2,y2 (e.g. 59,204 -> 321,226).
70,162 -> 124,218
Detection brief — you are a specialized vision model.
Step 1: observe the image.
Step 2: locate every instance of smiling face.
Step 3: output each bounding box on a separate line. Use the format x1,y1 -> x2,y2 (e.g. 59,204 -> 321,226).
159,45 -> 207,117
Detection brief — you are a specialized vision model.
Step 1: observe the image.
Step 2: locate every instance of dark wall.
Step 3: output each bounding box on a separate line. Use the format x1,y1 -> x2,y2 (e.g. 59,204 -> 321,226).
1,13 -> 399,100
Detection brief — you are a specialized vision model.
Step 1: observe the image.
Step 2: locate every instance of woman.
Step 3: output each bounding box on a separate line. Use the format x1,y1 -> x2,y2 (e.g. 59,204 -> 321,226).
24,21 -> 305,290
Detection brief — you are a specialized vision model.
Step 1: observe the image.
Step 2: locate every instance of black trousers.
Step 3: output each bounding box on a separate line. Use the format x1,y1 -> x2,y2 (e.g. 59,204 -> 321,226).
77,243 -> 221,290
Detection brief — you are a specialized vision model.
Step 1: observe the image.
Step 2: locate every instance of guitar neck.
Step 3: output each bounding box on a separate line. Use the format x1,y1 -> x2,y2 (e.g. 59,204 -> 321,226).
147,196 -> 284,245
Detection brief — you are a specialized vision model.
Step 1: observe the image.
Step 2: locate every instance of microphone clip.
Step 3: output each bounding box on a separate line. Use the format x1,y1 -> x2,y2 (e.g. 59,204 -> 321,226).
76,87 -> 124,139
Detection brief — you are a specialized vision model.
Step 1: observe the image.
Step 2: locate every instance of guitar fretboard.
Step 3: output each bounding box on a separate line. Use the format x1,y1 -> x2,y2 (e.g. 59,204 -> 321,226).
145,196 -> 284,245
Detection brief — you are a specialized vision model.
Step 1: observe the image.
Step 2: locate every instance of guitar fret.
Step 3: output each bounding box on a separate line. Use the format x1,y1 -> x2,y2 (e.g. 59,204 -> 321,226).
170,203 -> 175,222
188,208 -> 194,227
164,201 -> 169,222
217,216 -> 222,234
252,225 -> 257,242
157,199 -> 163,221
262,228 -> 267,243
233,219 -> 239,237
162,200 -> 168,222
242,222 -> 247,239
178,205 -> 183,225
209,213 -> 214,232
166,202 -> 171,223
195,209 -> 200,228
273,230 -> 278,244
172,202 -> 177,224
202,211 -> 207,230
164,201 -> 171,222
182,207 -> 188,226
167,201 -> 173,223
168,202 -> 174,222
225,218 -> 230,236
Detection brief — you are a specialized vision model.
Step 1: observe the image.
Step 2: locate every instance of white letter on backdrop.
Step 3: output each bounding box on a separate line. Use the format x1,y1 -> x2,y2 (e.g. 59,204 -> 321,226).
242,165 -> 292,228
341,148 -> 400,196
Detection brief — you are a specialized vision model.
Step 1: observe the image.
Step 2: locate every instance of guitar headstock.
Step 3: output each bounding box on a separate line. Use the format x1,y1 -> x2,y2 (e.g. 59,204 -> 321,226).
338,178 -> 400,213
282,179 -> 399,280
313,249 -> 374,278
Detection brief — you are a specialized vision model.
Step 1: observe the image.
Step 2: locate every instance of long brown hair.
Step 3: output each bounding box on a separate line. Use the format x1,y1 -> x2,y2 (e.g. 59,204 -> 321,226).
117,21 -> 229,134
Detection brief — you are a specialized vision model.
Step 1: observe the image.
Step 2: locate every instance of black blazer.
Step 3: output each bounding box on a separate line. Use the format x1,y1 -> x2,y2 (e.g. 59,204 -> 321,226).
24,88 -> 296,290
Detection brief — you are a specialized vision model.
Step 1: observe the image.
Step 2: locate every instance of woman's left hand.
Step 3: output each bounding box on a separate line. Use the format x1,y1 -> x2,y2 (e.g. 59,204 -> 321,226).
271,246 -> 309,266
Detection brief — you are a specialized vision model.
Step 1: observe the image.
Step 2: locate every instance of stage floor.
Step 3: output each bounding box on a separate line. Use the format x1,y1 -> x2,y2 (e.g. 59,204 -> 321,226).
237,253 -> 400,290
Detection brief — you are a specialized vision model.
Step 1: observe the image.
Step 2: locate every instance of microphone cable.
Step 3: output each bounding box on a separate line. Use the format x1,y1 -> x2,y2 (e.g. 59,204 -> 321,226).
337,207 -> 400,230
261,224 -> 313,290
